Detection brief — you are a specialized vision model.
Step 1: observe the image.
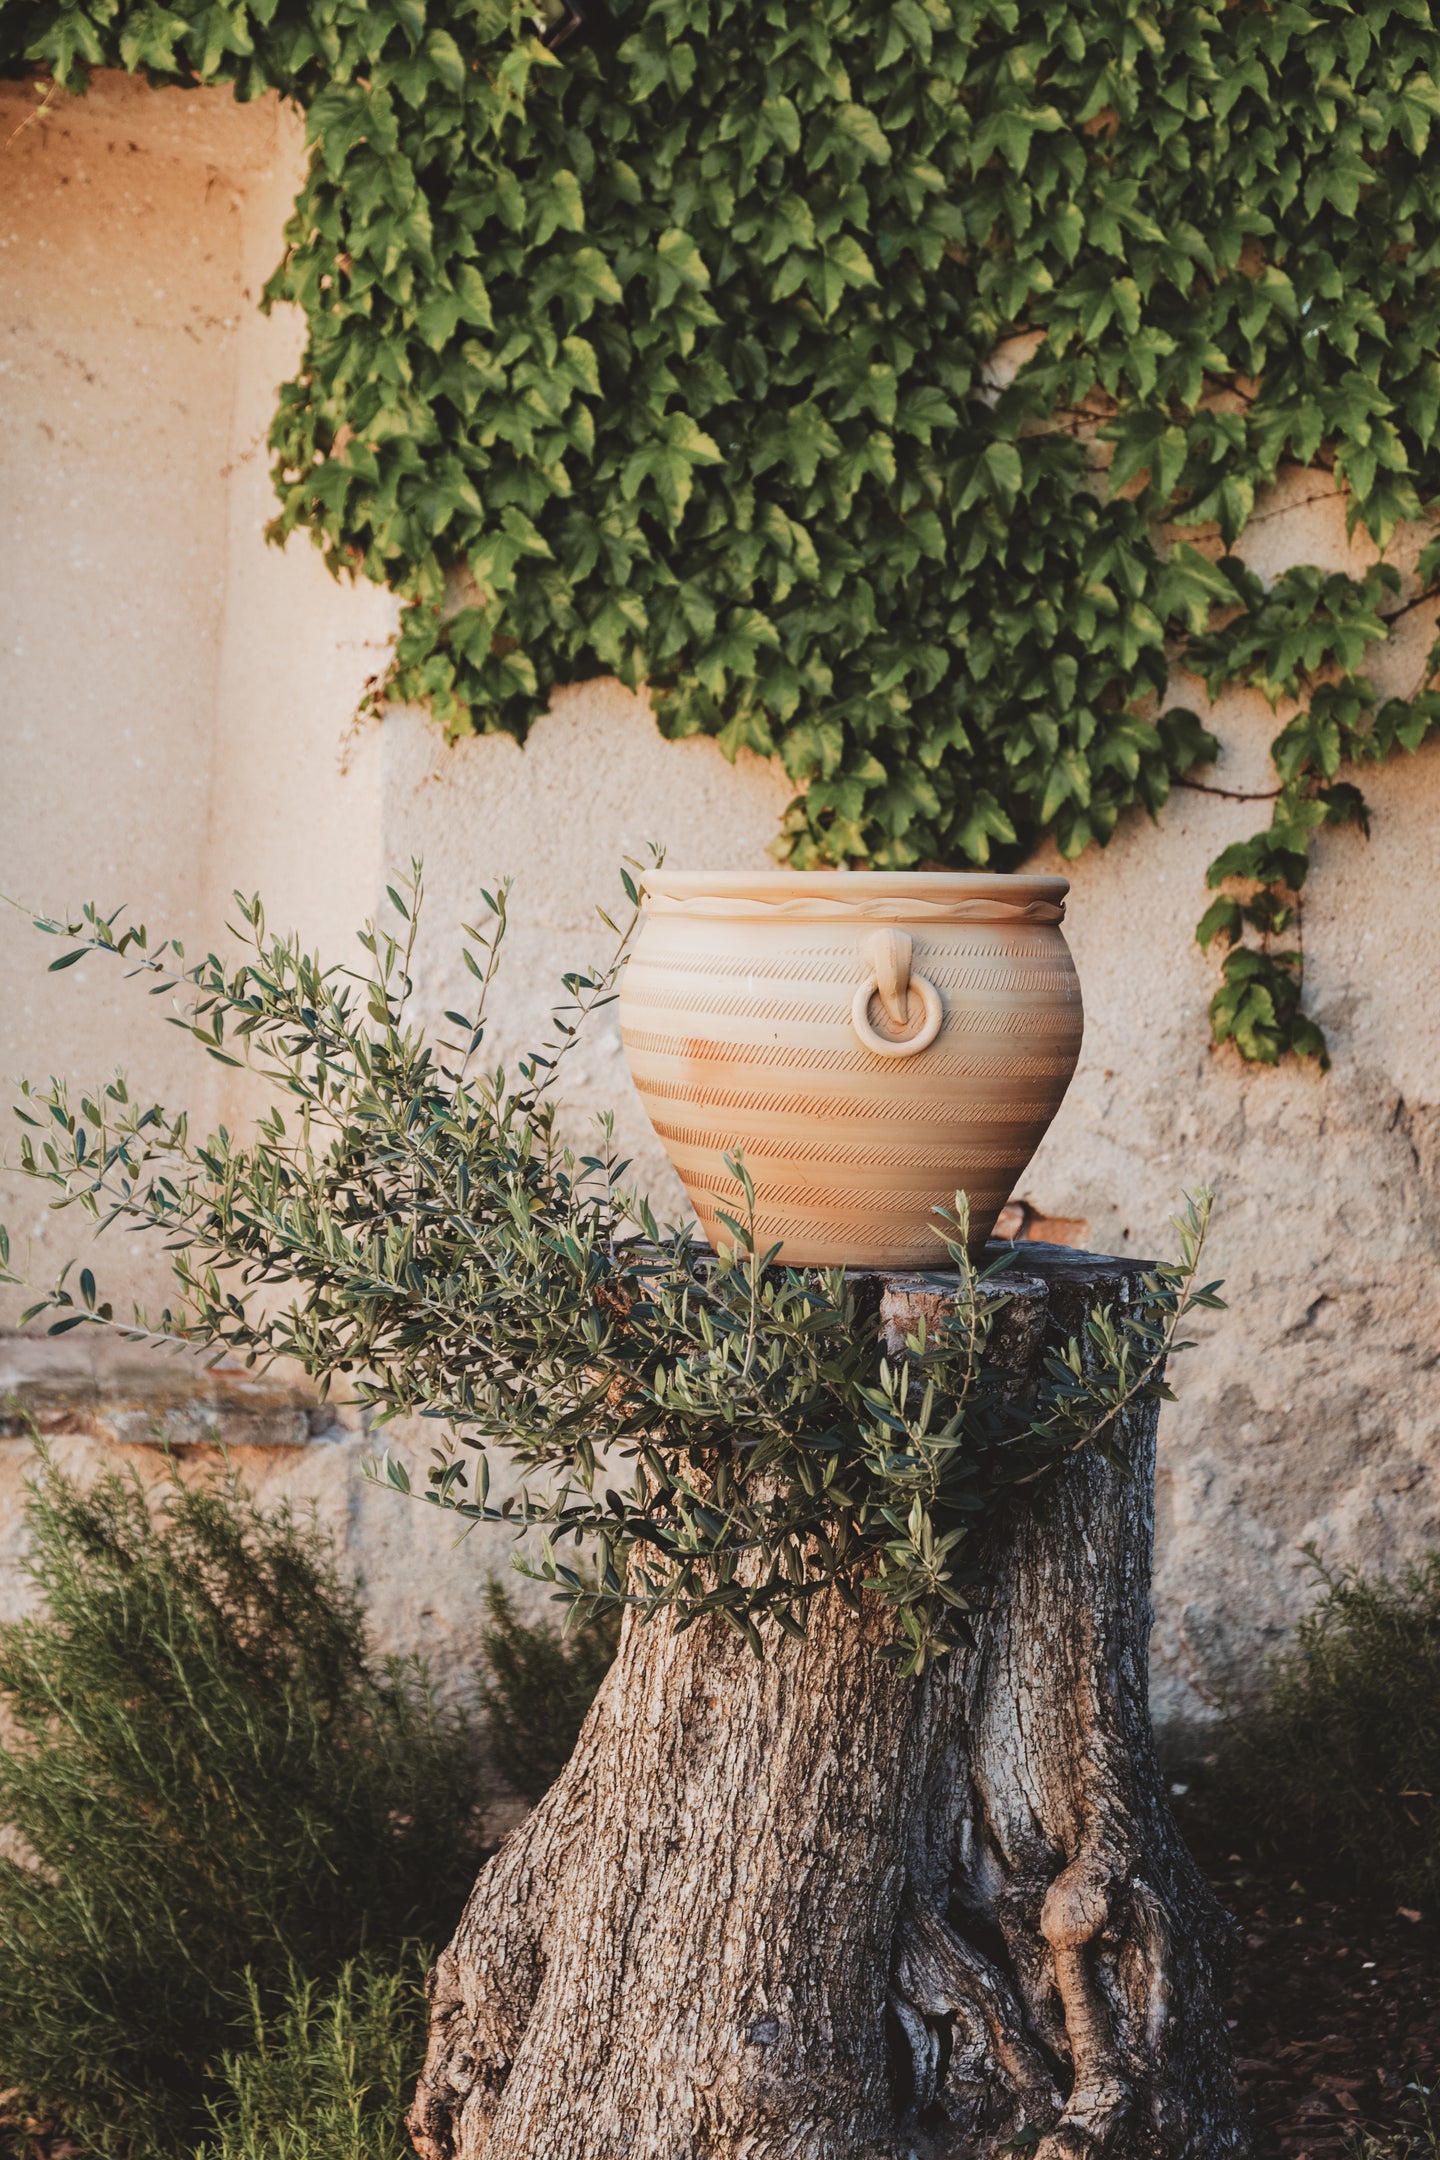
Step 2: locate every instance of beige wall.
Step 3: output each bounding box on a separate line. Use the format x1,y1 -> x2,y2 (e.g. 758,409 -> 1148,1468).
2,75 -> 1437,1733
3,77 -> 240,1314
1031,479 -> 1440,1723
0,75 -> 790,1706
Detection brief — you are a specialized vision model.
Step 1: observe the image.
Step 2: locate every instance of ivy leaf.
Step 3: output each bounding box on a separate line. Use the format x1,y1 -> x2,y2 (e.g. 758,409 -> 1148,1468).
1159,546 -> 1242,632
424,28 -> 467,93
1389,73 -> 1440,155
589,591 -> 649,667
119,3 -> 191,73
620,414 -> 722,526
756,194 -> 816,262
191,0 -> 255,78
1195,896 -> 1242,951
454,265 -> 494,329
982,441 -> 1023,514
904,510 -> 946,561
833,102 -> 892,165
653,227 -> 711,305
1209,949 -> 1328,1068
416,292 -> 463,350
499,506 -> 553,559
1189,473 -> 1256,546
825,233 -> 876,288
1039,750 -> 1093,823
756,95 -> 801,153
755,403 -> 841,488
951,794 -> 1018,862
38,6 -> 107,84
1272,706 -> 1342,783
1156,706 -> 1220,773
1210,960 -> 1281,1065
565,248 -> 625,315
561,335 -> 601,396
534,170 -> 586,244
308,83 -> 397,175
1104,411 -> 1187,504
972,103 -> 1062,174
695,609 -> 780,695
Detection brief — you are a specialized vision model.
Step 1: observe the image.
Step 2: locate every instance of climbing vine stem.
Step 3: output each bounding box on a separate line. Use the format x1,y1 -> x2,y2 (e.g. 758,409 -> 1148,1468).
6,0 -> 1440,1060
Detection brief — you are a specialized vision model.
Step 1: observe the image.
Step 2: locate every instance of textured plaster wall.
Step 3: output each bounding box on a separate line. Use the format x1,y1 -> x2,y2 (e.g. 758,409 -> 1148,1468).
0,76 -> 790,1705
1,75 -> 246,1317
1026,476 -> 1440,1727
376,696 -> 790,1211
0,75 -> 1436,1735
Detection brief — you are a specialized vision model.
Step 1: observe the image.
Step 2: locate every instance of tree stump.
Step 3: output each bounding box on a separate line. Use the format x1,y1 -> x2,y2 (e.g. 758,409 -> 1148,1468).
409,1245 -> 1249,2160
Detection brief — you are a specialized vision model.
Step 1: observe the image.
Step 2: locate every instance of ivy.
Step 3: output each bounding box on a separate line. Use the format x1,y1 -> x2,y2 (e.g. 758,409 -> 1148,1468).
1191,559 -> 1440,1064
6,0 -> 1440,1062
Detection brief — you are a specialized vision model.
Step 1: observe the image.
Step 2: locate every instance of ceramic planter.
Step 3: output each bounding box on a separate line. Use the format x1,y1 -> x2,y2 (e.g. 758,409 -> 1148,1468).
618,870 -> 1083,1269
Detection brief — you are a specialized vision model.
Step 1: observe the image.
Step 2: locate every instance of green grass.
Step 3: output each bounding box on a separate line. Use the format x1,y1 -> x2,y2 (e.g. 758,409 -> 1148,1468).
1349,2086 -> 1440,2159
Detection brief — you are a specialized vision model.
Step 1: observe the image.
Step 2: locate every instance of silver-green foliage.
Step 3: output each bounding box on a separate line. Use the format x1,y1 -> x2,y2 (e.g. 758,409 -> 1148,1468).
2,865 -> 1222,1672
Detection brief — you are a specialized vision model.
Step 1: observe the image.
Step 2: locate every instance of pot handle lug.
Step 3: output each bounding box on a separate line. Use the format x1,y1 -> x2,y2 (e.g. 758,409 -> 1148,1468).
850,931 -> 944,1058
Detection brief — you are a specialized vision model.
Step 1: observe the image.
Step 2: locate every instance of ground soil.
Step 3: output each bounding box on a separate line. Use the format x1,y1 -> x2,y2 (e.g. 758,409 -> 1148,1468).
3,1829 -> 1435,2159
1179,1804 -> 1439,2157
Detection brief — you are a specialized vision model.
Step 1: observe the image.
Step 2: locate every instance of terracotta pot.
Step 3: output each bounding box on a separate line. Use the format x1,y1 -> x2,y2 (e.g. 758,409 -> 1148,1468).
618,870 -> 1083,1268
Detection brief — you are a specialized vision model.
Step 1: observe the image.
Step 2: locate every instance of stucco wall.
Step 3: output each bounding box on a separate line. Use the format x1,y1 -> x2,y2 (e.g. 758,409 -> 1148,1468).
0,74 -> 791,1714
1029,480 -> 1440,1724
2,75 -> 242,1317
2,74 -> 1437,1736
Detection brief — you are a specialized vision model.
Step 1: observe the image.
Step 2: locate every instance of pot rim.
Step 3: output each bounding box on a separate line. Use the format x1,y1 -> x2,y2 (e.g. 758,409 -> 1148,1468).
639,869 -> 1070,923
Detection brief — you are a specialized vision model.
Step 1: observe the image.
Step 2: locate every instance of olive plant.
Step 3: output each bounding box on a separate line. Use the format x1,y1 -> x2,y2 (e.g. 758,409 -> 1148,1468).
2,867 -> 1219,1670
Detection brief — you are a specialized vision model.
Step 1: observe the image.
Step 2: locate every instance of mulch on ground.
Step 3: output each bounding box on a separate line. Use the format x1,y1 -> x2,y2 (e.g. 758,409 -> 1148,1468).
1185,1812 -> 1439,2157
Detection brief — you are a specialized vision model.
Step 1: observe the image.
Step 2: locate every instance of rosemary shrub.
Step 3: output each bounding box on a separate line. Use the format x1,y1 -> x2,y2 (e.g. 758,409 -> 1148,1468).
195,1952 -> 429,2160
478,1574 -> 622,1804
1216,1549 -> 1440,1906
0,1454 -> 484,2158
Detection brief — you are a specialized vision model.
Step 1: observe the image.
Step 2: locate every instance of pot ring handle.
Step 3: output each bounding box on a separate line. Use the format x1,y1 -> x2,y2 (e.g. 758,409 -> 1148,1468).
850,930 -> 944,1059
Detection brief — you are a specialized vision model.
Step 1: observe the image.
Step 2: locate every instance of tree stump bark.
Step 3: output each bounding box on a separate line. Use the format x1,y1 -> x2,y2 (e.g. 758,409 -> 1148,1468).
409,1246 -> 1250,2160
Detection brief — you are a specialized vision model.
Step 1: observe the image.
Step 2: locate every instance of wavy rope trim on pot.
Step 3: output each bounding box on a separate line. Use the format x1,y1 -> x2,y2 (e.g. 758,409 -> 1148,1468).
637,892 -> 1068,923
6,0 -> 1440,1063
